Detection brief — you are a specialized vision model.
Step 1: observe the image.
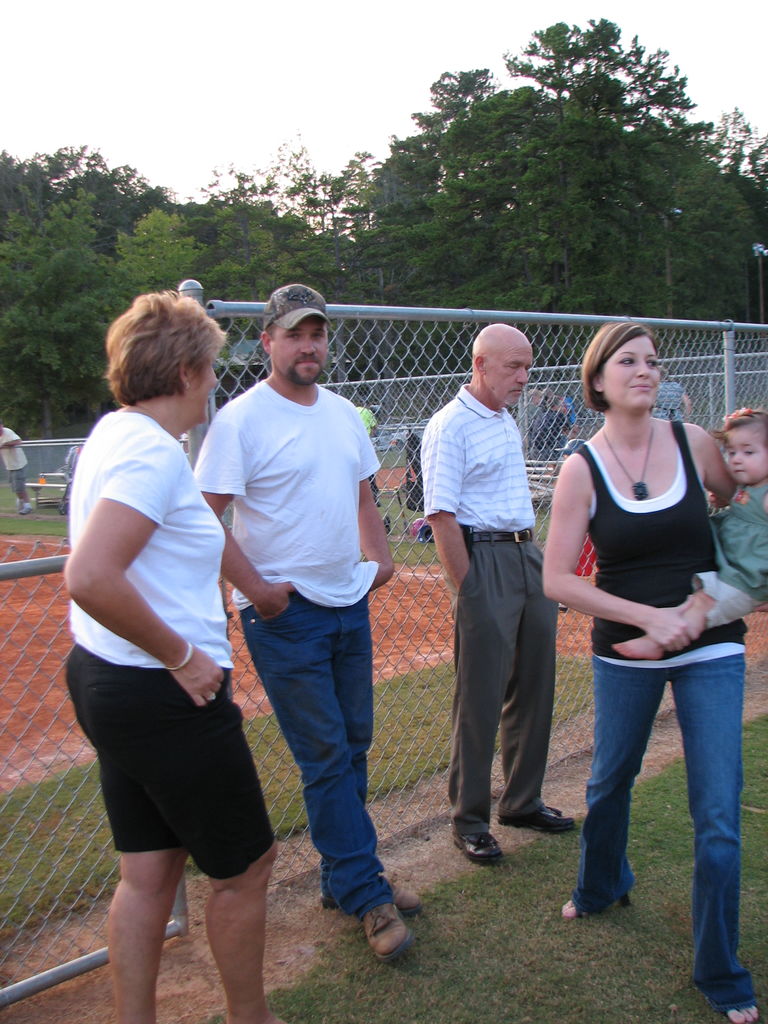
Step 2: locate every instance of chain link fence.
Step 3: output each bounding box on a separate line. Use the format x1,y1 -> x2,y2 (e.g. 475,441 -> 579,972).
2,299 -> 767,1006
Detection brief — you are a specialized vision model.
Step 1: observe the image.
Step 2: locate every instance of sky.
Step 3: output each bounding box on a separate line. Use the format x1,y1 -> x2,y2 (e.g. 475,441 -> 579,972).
4,0 -> 767,202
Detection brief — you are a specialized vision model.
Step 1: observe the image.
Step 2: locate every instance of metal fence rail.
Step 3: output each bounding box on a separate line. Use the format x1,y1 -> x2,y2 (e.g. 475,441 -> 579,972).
0,440 -> 84,486
2,298 -> 767,1005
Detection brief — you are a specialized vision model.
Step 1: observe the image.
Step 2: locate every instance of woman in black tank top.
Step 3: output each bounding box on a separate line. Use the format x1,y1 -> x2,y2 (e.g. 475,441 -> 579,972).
542,323 -> 757,1023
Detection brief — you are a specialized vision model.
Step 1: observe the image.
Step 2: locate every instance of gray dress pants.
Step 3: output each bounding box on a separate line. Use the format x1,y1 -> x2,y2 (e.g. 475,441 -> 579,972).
446,539 -> 557,835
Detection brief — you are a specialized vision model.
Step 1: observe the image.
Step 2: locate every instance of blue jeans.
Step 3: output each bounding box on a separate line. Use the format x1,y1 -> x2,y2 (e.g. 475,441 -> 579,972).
573,654 -> 754,1011
241,593 -> 390,919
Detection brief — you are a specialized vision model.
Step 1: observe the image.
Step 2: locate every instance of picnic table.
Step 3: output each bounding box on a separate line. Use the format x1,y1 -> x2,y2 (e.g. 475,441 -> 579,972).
27,474 -> 67,510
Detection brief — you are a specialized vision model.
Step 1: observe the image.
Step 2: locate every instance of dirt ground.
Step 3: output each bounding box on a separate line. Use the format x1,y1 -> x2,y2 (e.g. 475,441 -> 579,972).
7,659 -> 768,1024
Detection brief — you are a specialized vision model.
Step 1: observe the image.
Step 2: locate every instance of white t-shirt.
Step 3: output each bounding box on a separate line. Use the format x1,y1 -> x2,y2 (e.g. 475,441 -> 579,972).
69,410 -> 232,668
195,382 -> 379,609
0,427 -> 28,471
421,385 -> 534,531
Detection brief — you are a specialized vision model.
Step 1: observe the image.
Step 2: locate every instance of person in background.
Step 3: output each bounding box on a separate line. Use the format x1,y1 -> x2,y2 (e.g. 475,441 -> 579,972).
563,394 -> 577,433
404,430 -> 424,513
65,292 -> 285,1024
526,388 -> 547,454
356,404 -> 377,437
421,323 -> 573,866
196,283 -> 419,964
529,389 -> 568,461
0,418 -> 33,514
357,404 -> 390,531
654,375 -> 692,421
543,321 -> 757,1024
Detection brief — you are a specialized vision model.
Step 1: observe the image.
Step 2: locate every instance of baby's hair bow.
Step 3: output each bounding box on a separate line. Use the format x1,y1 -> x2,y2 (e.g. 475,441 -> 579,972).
723,408 -> 756,430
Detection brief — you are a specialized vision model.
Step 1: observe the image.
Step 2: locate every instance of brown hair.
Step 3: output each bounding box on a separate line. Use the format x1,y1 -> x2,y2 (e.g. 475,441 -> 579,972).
106,292 -> 225,406
581,322 -> 658,412
713,408 -> 768,446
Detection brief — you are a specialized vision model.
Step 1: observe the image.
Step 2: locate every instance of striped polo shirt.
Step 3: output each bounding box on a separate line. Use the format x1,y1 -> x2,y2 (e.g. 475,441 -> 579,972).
421,385 -> 534,531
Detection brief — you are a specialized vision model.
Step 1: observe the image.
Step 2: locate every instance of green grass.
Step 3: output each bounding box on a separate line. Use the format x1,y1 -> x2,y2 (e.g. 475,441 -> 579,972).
0,764 -> 118,938
224,716 -> 768,1024
1,656 -> 589,932
248,654 -> 589,834
0,484 -> 69,537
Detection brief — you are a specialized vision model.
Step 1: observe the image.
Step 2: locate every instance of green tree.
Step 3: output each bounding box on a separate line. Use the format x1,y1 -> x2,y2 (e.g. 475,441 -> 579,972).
501,19 -> 706,315
0,192 -> 118,436
370,70 -> 499,307
116,209 -> 202,297
261,145 -> 385,301
37,146 -> 172,254
366,20 -> 762,322
711,111 -> 768,320
191,168 -> 316,301
671,162 -> 753,319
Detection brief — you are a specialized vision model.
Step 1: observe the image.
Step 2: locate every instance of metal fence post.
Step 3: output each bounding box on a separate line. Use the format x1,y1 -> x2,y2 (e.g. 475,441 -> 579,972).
178,278 -> 209,469
722,322 -> 736,415
162,277 -> 213,937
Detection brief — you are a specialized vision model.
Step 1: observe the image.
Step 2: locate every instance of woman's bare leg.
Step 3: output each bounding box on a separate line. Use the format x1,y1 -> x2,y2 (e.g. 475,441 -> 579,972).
108,848 -> 187,1024
206,841 -> 286,1024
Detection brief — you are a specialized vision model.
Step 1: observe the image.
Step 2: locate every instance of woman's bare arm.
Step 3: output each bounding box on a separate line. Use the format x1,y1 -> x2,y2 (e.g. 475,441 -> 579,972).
543,455 -> 696,651
66,498 -> 223,705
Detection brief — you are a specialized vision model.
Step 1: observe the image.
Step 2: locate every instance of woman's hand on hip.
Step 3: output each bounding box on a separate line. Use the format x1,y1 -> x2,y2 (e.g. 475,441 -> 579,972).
171,646 -> 225,707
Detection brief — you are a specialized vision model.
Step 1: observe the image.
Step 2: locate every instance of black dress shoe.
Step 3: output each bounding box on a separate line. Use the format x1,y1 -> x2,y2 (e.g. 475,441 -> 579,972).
452,829 -> 503,862
498,805 -> 575,833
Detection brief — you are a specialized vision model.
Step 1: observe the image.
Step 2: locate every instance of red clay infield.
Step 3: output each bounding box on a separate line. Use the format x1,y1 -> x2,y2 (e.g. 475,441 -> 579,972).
0,537 -> 460,791
1,534 -> 764,793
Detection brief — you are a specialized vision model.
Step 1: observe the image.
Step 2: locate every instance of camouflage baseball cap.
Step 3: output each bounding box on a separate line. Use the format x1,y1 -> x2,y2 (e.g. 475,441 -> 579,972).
263,283 -> 329,330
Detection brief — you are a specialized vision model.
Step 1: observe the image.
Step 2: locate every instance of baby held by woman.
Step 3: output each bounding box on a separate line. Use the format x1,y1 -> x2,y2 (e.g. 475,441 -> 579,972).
616,408 -> 768,660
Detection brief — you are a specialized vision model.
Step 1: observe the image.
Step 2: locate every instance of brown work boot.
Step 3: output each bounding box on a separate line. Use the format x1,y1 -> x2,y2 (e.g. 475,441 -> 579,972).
362,903 -> 414,962
390,883 -> 422,918
321,878 -> 422,917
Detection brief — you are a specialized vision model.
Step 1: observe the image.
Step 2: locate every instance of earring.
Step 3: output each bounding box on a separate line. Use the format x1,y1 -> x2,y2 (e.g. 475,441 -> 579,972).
184,381 -> 190,390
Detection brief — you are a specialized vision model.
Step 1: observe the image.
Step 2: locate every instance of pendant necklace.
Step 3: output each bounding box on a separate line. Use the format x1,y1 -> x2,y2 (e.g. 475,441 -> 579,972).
603,424 -> 654,500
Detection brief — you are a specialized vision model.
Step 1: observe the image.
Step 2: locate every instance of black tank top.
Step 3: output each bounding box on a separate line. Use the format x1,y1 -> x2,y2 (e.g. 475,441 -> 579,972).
578,420 -> 746,657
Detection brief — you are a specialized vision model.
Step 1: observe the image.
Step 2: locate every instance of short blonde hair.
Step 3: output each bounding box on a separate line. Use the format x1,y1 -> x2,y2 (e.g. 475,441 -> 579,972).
106,292 -> 225,406
581,322 -> 658,413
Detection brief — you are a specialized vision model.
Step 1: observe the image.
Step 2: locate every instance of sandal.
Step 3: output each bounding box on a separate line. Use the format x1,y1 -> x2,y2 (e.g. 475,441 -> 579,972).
724,1008 -> 758,1024
561,899 -> 584,919
561,892 -> 631,919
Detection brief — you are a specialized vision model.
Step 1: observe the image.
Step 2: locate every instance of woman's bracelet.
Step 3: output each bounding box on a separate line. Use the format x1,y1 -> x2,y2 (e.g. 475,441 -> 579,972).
165,641 -> 194,672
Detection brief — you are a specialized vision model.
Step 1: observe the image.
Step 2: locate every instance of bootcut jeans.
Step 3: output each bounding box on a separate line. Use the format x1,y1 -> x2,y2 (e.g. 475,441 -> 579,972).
572,652 -> 755,1013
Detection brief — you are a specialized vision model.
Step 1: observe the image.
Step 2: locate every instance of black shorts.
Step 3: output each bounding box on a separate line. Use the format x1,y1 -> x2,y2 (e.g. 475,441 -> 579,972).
66,644 -> 274,879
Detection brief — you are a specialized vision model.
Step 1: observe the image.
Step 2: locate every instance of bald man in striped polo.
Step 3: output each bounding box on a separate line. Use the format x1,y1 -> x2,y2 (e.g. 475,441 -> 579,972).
421,324 -> 574,863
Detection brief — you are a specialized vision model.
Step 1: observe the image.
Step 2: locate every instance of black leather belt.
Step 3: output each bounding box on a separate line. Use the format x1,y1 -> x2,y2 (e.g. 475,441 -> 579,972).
470,529 -> 533,544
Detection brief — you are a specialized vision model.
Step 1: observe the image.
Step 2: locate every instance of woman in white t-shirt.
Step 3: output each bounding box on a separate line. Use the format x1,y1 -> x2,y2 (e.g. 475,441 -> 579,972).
65,293 -> 285,1024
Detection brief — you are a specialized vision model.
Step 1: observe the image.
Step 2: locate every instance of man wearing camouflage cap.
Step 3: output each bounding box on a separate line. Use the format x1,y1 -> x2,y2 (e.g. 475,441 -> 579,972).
196,284 -> 420,963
